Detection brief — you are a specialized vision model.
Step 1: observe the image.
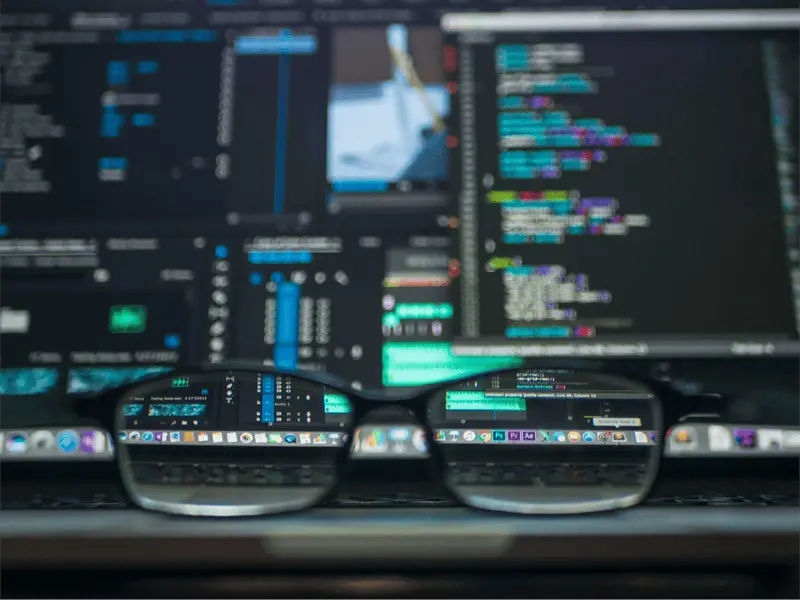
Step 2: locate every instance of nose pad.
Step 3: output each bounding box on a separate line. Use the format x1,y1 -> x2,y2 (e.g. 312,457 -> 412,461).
340,413 -> 434,499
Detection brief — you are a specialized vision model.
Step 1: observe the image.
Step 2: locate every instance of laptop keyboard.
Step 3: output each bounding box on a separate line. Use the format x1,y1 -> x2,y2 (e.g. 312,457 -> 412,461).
127,461 -> 648,487
446,462 -> 647,486
2,490 -> 797,510
644,492 -> 799,507
2,462 -> 797,509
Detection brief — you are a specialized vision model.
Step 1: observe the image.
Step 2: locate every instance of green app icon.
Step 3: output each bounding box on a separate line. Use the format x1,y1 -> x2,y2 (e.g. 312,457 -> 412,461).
109,305 -> 147,333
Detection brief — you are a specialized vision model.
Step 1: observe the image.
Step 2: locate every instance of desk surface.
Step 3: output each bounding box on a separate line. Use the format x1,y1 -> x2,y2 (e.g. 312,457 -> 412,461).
2,508 -> 798,569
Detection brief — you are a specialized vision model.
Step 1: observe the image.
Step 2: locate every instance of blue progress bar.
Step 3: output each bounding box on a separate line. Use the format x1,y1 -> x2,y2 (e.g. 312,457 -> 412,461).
248,251 -> 311,264
234,35 -> 317,55
275,282 -> 300,369
332,181 -> 389,192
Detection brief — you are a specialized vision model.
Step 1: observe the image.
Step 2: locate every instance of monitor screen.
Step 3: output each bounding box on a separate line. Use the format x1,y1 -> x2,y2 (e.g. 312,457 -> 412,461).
0,3 -> 799,413
0,0 -> 527,395
444,10 -> 800,358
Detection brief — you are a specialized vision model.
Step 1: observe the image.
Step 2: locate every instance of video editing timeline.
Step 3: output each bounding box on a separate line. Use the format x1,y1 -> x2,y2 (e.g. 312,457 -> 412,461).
446,12 -> 800,357
326,25 -> 450,214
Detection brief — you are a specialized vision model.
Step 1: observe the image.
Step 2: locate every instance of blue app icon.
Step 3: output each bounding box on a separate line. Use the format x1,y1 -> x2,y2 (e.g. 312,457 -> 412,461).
6,433 -> 27,454
582,431 -> 597,442
284,434 -> 297,444
57,431 -> 79,453
142,431 -> 154,442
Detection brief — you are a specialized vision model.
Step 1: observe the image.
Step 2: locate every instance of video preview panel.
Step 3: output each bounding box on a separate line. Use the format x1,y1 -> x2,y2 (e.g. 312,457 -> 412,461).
326,25 -> 450,212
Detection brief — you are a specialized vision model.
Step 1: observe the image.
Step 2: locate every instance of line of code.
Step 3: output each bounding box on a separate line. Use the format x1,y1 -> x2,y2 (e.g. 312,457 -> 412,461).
487,189 -> 650,245
495,43 -> 660,180
487,42 -> 659,339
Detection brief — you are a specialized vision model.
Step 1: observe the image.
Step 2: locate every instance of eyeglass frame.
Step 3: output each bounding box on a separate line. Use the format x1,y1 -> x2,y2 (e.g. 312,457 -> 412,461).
75,362 -> 665,518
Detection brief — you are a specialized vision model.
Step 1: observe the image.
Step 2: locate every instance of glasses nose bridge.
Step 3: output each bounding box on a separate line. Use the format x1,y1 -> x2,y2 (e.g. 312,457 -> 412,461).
357,404 -> 419,426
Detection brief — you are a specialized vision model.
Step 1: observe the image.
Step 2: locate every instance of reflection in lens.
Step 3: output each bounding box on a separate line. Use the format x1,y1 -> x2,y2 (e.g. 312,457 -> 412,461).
428,369 -> 662,514
115,372 -> 352,516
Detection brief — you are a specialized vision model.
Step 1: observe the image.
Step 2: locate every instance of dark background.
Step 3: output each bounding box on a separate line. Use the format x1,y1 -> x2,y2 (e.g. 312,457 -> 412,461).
1,287 -> 190,366
1,41 -> 227,225
1,0 -> 799,426
459,30 -> 798,339
229,34 -> 330,219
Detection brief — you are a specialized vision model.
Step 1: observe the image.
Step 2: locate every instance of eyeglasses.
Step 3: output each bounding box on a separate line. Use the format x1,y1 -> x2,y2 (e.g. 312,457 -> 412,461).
80,365 -> 664,517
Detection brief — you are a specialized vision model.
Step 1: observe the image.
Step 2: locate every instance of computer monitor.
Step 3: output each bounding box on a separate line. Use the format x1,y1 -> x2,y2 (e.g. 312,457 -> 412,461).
444,9 -> 800,358
0,3 -> 798,419
0,1 -> 524,395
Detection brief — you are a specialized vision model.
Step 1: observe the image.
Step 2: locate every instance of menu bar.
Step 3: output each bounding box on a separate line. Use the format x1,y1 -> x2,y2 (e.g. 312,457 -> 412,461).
6,0 -> 786,18
0,429 -> 114,460
119,429 -> 347,446
117,428 -> 658,447
451,338 -> 800,358
667,423 -> 800,456
442,9 -> 800,32
4,423 -> 800,459
5,1 -> 797,37
432,428 -> 657,445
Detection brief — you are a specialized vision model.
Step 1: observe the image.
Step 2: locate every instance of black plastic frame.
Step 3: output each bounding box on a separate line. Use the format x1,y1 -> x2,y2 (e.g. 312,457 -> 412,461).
75,362 -> 665,517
